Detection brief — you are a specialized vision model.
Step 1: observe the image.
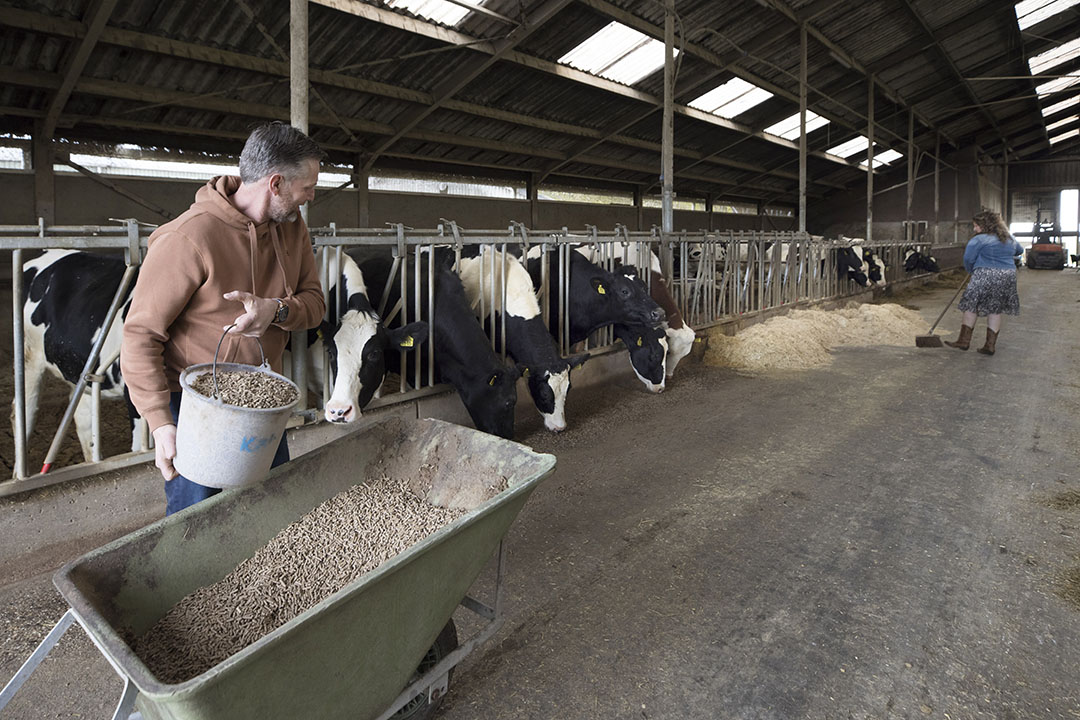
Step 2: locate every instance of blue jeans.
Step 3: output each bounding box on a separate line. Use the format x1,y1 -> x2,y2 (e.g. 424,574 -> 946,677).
164,392 -> 290,515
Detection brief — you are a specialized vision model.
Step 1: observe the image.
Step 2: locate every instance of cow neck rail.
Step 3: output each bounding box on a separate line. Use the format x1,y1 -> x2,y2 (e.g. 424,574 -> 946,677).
0,218 -> 946,496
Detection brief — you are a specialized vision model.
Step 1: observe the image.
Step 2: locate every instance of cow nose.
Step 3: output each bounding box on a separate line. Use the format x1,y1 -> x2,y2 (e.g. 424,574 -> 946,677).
651,307 -> 665,322
325,404 -> 353,423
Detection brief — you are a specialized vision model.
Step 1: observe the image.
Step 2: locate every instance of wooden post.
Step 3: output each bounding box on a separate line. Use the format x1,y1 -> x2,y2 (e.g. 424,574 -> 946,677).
32,122 -> 55,226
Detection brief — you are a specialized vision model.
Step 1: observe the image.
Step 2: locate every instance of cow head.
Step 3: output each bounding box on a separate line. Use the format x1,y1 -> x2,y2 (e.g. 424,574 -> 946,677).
599,264 -> 665,327
522,352 -> 590,432
614,324 -> 667,393
323,314 -> 428,423
457,363 -> 524,439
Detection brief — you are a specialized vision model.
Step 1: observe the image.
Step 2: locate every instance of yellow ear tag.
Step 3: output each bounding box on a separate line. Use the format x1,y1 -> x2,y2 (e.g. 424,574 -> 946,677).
636,337 -> 643,347
522,368 -> 530,377
316,327 -> 324,341
596,283 -> 606,295
489,375 -> 497,386
400,336 -> 415,348
573,364 -> 583,371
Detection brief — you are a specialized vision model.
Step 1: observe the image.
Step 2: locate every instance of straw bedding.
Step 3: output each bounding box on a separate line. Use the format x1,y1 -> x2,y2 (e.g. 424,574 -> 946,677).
704,303 -> 930,372
132,476 -> 468,684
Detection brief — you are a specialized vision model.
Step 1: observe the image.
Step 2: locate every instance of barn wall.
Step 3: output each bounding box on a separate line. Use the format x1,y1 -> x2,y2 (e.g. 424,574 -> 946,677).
808,148 -> 983,246
0,170 -> 796,234
1006,161 -> 1080,191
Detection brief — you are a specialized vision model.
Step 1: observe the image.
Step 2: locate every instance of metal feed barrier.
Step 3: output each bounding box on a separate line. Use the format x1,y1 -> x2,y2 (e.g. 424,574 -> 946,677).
0,219 -> 939,496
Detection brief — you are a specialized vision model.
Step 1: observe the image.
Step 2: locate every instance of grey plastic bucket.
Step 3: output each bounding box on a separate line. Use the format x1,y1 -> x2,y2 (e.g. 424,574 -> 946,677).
174,331 -> 299,488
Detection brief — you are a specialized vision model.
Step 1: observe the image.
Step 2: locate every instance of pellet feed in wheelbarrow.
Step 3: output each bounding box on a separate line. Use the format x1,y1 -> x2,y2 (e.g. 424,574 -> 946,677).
49,416 -> 554,720
133,471 -> 489,684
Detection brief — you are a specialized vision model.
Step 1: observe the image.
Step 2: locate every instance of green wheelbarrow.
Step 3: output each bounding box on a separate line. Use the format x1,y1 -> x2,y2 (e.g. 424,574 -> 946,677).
1,416 -> 555,720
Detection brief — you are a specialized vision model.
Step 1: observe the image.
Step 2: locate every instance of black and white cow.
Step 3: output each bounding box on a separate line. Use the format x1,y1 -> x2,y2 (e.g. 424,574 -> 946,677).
903,248 -> 940,274
575,245 -> 696,383
836,247 -> 869,287
19,250 -> 142,469
525,245 -> 665,344
456,247 -> 589,432
315,249 -> 428,423
860,247 -> 886,286
430,255 -> 524,439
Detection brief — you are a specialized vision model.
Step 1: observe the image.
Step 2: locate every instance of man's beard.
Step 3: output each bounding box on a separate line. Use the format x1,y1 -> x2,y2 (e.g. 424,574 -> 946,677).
269,196 -> 298,224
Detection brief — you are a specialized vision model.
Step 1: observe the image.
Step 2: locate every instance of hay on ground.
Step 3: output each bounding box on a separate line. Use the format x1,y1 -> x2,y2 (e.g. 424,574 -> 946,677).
704,302 -> 930,372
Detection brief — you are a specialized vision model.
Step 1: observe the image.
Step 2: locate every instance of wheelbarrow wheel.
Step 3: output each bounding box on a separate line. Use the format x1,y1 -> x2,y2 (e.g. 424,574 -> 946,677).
391,619 -> 459,720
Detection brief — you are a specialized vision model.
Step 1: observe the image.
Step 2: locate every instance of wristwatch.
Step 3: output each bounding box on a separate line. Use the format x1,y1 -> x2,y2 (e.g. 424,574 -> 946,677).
273,298 -> 289,325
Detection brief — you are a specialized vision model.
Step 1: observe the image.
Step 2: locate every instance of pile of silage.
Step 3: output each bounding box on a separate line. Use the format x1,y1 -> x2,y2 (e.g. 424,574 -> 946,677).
704,302 -> 931,372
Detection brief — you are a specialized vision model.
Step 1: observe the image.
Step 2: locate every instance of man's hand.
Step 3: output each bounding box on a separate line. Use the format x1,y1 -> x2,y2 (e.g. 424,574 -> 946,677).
223,291 -> 277,337
152,424 -> 179,481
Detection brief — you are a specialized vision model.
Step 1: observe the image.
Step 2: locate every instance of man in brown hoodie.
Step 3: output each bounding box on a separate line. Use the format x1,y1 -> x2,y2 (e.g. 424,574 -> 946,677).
121,123 -> 327,514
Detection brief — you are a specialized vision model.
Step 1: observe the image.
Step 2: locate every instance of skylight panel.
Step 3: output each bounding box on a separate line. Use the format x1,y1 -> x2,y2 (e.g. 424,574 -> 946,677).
386,0 -> 481,26
859,148 -> 903,169
1043,96 -> 1079,116
1036,69 -> 1080,95
1016,0 -> 1080,30
1050,127 -> 1080,143
826,135 -> 871,158
558,21 -> 676,86
763,111 -> 830,140
689,78 -> 774,119
1029,36 -> 1080,74
1047,115 -> 1077,131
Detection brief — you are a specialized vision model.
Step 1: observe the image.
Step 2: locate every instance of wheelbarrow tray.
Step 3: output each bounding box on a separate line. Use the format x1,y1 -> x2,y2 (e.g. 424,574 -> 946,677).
52,416 -> 555,720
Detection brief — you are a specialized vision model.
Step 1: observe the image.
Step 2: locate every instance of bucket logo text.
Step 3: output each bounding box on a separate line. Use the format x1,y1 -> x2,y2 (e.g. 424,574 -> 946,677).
240,434 -> 275,453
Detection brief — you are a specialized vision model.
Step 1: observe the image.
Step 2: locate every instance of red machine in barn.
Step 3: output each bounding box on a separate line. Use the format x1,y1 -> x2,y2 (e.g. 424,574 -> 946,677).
1025,204 -> 1068,270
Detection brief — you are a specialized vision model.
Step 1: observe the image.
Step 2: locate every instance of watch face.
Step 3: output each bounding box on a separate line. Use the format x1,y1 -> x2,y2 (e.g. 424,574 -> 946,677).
277,301 -> 289,323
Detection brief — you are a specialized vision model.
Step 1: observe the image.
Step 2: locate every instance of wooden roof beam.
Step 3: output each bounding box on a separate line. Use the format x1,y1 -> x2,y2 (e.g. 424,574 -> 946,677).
42,0 -> 118,139
318,0 -> 574,171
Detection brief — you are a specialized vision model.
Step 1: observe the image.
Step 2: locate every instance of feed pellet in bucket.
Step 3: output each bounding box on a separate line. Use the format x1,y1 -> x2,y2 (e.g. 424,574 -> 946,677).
132,475 -> 472,684
190,370 -> 298,408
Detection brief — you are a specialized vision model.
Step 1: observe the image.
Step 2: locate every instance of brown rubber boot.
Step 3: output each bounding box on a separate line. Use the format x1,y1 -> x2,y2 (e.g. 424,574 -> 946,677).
945,324 -> 973,350
977,329 -> 998,355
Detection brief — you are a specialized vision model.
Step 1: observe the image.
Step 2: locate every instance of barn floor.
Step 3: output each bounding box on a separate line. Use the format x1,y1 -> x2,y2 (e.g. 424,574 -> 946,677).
3,268 -> 1080,719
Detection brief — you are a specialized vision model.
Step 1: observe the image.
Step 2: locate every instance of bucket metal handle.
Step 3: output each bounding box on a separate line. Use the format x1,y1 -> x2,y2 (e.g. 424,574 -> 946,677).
212,324 -> 267,399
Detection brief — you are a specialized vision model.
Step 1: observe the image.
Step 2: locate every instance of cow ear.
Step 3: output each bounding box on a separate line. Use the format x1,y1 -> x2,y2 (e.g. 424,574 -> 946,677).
388,321 -> 428,348
568,352 -> 590,371
591,278 -> 607,295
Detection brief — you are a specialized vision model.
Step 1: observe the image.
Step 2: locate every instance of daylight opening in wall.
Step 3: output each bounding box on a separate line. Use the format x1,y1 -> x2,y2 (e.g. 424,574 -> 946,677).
714,201 -> 757,215
642,196 -> 706,212
537,185 -> 634,206
52,149 -> 352,187
1060,188 -> 1078,260
372,172 -> 526,200
0,146 -> 24,170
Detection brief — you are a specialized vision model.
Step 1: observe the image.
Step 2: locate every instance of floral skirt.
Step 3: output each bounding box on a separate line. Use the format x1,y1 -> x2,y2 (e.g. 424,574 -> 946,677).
958,267 -> 1020,316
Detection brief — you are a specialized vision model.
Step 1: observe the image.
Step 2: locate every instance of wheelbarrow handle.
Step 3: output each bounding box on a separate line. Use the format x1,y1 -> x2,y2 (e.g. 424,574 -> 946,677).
927,275 -> 971,334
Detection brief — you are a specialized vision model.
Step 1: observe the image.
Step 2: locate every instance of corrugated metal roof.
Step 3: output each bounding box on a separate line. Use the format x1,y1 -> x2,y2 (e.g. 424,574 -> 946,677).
0,0 -> 1072,205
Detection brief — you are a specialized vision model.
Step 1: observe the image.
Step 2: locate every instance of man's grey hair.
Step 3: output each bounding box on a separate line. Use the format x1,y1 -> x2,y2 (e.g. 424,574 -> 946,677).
239,122 -> 327,183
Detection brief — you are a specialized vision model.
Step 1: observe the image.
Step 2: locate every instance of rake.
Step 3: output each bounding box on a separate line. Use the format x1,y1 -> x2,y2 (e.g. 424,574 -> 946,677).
915,275 -> 970,348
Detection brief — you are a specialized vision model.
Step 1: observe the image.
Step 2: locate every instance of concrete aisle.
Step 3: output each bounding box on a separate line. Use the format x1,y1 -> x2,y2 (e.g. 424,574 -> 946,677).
437,268 -> 1080,719
3,269 -> 1079,719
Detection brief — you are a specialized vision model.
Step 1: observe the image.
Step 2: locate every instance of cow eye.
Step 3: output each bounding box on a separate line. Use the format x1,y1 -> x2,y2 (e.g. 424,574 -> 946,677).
620,286 -> 631,298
